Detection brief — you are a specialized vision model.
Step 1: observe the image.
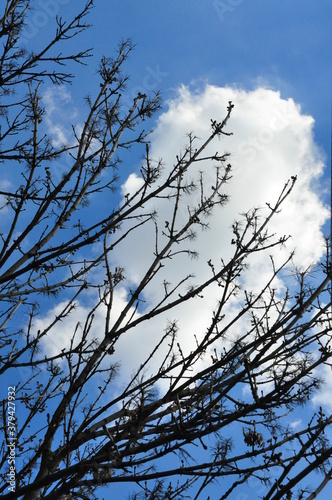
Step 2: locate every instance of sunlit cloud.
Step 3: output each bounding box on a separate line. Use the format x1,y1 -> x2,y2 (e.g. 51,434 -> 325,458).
36,84 -> 329,389
114,85 -> 328,299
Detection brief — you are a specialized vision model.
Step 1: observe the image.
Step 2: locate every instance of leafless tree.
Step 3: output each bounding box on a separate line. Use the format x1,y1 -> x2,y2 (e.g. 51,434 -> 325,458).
0,2 -> 331,499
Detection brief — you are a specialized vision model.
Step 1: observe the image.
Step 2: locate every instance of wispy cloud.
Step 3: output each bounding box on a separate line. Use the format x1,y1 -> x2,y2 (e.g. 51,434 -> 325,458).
42,86 -> 77,148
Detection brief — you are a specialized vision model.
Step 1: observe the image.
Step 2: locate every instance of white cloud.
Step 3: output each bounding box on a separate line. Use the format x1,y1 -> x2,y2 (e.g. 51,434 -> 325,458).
113,85 -> 328,300
312,364 -> 332,413
289,419 -> 302,430
43,86 -> 72,115
36,85 -> 329,387
0,179 -> 12,214
42,86 -> 77,148
35,287 -> 138,359
121,173 -> 144,197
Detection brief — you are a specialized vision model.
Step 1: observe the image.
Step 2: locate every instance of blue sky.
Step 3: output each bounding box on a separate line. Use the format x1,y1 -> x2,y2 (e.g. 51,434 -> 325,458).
12,1 -> 332,499
22,0 -> 331,182
86,0 -> 332,157
32,0 -> 330,214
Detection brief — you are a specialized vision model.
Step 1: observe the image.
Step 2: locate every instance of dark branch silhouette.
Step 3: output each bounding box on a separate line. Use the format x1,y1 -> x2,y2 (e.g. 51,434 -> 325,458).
0,2 -> 331,500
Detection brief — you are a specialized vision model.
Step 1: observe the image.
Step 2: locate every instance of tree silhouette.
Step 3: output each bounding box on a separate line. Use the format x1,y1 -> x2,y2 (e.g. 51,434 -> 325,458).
0,2 -> 331,499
